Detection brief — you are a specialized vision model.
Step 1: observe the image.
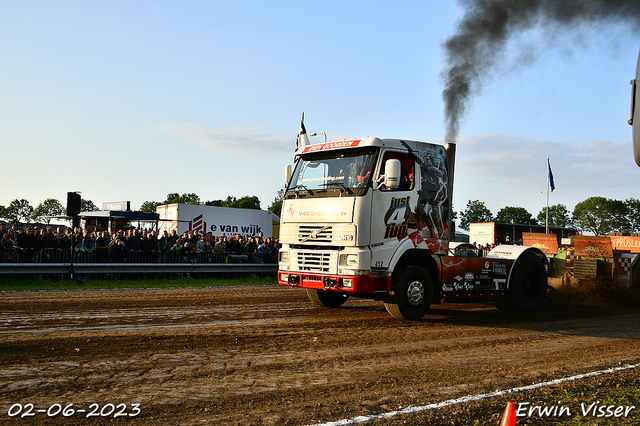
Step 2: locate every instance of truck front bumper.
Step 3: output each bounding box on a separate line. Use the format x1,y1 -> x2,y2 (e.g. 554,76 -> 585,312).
278,271 -> 392,294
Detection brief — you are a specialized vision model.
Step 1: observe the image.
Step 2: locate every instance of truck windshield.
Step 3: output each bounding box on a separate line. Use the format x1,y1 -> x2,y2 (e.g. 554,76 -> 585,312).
287,148 -> 377,197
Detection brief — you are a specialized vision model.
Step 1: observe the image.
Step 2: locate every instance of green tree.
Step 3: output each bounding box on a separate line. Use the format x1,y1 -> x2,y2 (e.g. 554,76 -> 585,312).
164,192 -> 201,205
268,189 -> 285,216
140,201 -> 163,213
495,206 -> 537,225
3,199 -> 34,223
165,193 -> 181,204
459,200 -> 493,231
536,204 -> 573,228
573,196 -> 629,235
32,198 -> 65,224
80,199 -> 100,212
625,198 -> 640,233
221,195 -> 261,210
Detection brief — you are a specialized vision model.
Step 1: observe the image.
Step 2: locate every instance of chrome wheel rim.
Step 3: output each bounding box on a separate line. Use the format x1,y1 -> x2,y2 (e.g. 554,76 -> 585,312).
406,281 -> 424,306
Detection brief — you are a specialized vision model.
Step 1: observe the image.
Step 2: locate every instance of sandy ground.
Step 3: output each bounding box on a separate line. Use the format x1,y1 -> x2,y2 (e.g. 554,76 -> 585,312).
1,284 -> 639,425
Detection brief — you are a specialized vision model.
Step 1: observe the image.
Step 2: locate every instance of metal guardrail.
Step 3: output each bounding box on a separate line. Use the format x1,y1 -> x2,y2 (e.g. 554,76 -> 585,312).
1,247 -> 276,264
0,247 -> 278,276
0,263 -> 277,275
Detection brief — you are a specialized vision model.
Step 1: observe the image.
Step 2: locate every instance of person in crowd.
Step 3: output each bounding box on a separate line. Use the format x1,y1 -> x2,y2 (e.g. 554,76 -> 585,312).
196,235 -> 207,253
179,241 -> 192,263
214,237 -> 226,253
74,239 -> 86,261
6,229 -> 18,247
126,229 -> 142,252
82,230 -> 96,254
268,237 -> 280,263
33,228 -> 43,251
1,233 -> 15,261
16,226 -> 37,262
109,237 -> 127,263
256,239 -> 272,263
168,229 -> 178,247
245,236 -> 257,256
141,232 -> 157,262
73,227 -> 84,247
228,235 -> 244,254
170,238 -> 183,262
0,223 -> 7,239
40,228 -> 58,262
204,238 -> 213,253
95,231 -> 110,262
157,230 -> 171,263
55,229 -> 71,261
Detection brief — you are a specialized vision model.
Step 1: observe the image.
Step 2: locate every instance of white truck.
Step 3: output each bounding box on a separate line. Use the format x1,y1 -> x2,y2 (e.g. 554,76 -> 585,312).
277,137 -> 548,320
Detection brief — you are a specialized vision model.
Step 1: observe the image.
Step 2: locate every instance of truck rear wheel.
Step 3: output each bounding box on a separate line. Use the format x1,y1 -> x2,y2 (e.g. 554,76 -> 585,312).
493,252 -> 547,311
306,288 -> 349,308
384,266 -> 433,320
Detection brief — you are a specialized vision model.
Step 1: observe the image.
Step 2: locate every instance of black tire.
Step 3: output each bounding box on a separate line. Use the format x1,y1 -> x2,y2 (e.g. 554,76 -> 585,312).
384,266 -> 433,320
493,252 -> 547,311
306,288 -> 349,308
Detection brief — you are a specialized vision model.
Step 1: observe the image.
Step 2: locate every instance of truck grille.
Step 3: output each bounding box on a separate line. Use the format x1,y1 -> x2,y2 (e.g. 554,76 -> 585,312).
296,251 -> 333,272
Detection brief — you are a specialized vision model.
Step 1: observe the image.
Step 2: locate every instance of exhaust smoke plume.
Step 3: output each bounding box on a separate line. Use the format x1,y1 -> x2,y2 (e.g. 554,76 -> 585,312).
442,0 -> 640,143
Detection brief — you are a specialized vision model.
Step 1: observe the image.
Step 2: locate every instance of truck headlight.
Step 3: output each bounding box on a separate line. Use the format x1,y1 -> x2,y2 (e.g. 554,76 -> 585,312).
280,251 -> 289,263
346,254 -> 358,266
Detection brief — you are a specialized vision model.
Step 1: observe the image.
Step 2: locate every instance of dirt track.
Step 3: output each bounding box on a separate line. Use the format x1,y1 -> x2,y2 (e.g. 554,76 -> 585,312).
1,284 -> 640,425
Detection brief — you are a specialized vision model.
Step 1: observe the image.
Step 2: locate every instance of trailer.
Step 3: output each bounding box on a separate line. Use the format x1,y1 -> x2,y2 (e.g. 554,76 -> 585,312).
156,203 -> 275,238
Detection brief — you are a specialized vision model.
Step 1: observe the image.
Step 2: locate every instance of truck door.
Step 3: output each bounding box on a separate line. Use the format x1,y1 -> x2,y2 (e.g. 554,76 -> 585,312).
370,151 -> 416,269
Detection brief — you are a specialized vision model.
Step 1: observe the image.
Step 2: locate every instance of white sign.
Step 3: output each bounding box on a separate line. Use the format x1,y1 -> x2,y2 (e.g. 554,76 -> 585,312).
157,204 -> 273,237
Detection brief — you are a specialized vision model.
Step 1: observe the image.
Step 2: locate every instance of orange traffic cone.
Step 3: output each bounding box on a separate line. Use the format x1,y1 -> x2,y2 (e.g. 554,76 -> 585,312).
499,401 -> 516,426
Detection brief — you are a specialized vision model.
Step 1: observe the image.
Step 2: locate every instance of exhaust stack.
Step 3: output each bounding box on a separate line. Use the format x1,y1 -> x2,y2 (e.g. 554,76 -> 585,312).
445,142 -> 456,240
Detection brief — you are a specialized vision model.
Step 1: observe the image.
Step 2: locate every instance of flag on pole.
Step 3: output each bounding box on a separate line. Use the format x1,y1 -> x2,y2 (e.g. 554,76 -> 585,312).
547,158 -> 555,192
296,112 -> 310,150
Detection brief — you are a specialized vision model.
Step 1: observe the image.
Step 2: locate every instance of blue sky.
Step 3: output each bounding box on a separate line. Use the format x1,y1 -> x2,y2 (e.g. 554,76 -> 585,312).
1,1 -> 638,220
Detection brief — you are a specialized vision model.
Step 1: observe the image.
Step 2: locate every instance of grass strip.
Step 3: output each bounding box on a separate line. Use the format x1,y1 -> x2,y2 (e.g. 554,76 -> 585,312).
0,275 -> 278,291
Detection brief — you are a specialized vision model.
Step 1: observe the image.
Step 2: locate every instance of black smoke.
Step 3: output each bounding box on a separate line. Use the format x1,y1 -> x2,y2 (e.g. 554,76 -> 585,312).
442,0 -> 640,143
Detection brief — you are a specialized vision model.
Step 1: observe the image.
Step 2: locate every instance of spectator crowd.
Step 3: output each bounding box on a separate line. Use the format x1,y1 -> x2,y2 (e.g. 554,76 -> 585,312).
0,223 -> 279,264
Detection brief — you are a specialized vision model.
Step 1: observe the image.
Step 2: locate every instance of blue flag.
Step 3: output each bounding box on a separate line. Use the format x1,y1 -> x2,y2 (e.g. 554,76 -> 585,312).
548,158 -> 555,192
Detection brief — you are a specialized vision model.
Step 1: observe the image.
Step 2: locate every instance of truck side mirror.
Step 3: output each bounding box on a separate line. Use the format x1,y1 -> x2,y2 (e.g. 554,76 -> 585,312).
378,159 -> 401,189
284,165 -> 292,187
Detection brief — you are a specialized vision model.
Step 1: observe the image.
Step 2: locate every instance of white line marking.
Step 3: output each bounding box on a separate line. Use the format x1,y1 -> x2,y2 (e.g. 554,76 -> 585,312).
306,363 -> 640,426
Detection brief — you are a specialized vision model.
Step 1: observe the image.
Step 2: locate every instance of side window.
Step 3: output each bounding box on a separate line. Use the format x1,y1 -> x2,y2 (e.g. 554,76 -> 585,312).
380,152 -> 414,190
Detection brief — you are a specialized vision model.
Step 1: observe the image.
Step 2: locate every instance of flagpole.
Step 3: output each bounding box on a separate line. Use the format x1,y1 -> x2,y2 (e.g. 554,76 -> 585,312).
546,156 -> 549,234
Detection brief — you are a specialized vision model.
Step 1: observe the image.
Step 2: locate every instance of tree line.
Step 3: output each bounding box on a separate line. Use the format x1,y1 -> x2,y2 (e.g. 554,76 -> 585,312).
3,192 -> 636,236
457,197 -> 640,235
0,198 -> 99,224
0,191 -> 284,225
138,192 -> 284,215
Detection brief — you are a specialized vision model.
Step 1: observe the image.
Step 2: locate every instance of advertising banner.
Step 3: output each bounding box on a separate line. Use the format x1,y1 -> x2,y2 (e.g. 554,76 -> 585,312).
522,232 -> 558,254
157,204 -> 273,238
610,236 -> 640,253
469,223 -> 496,247
572,235 -> 613,258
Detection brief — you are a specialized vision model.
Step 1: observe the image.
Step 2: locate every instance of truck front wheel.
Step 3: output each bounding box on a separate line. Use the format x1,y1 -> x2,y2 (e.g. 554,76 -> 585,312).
384,266 -> 433,320
493,252 -> 547,311
306,288 -> 349,308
